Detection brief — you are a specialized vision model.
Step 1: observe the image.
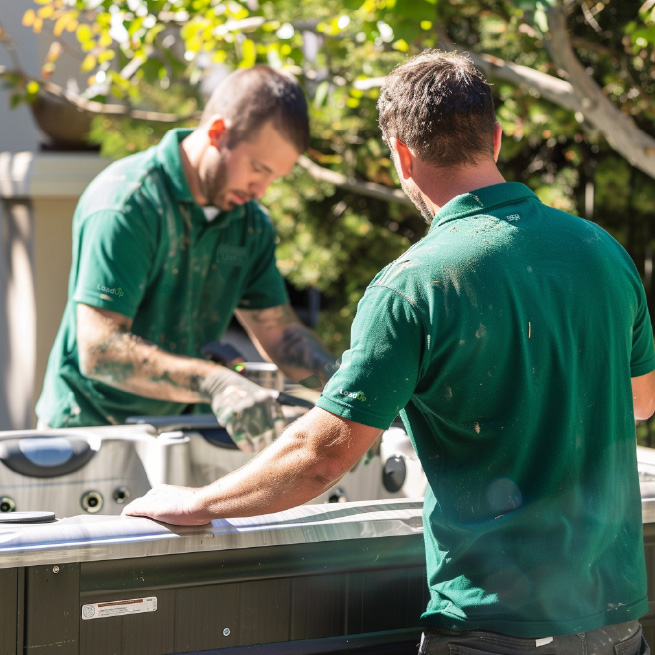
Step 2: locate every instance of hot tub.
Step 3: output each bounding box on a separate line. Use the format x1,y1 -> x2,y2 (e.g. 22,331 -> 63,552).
0,499 -> 426,654
0,417 -> 427,517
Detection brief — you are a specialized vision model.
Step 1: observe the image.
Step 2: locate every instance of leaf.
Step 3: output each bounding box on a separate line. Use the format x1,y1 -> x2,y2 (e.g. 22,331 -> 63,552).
10,93 -> 24,109
240,38 -> 257,67
533,4 -> 549,33
630,25 -> 655,51
76,23 -> 93,44
98,50 -> 115,64
22,10 -> 36,27
42,62 -> 56,79
45,41 -> 62,64
81,53 -> 97,72
138,58 -> 162,83
53,15 -> 69,37
314,80 -> 330,108
99,31 -> 113,48
392,0 -> 437,21
26,80 -> 40,96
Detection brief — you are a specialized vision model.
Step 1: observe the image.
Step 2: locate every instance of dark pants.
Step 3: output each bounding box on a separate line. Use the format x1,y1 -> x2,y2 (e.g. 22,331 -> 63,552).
418,621 -> 648,655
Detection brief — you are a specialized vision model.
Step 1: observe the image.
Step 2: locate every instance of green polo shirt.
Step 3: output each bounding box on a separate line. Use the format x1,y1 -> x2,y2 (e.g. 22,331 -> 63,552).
318,182 -> 655,637
37,129 -> 288,427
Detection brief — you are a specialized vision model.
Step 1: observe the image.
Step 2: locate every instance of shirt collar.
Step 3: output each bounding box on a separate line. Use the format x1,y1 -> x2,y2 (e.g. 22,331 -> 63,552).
429,182 -> 539,232
157,128 -> 195,203
156,128 -> 247,224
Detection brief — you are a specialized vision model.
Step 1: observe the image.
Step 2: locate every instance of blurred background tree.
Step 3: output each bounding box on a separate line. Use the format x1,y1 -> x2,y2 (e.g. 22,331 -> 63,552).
3,0 -> 655,435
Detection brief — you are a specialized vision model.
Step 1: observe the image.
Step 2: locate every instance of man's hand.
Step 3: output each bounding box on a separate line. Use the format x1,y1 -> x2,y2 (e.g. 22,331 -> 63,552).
122,409 -> 382,524
122,484 -> 212,525
200,368 -> 284,451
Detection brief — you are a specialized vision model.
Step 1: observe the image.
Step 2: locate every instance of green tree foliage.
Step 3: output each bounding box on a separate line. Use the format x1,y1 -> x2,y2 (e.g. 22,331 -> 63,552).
6,2 -> 655,394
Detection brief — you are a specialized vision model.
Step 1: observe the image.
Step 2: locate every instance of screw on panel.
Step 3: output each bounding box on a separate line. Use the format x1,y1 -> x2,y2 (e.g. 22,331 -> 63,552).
0,497 -> 16,512
112,486 -> 130,504
53,566 -> 60,574
81,490 -> 104,513
223,628 -> 230,637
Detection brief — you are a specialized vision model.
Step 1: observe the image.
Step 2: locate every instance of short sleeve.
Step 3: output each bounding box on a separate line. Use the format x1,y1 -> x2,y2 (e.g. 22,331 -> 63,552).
237,213 -> 288,310
317,284 -> 426,429
631,281 -> 655,378
73,209 -> 155,318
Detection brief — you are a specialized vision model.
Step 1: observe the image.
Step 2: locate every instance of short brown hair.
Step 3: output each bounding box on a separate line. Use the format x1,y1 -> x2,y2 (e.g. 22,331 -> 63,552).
378,50 -> 497,168
200,65 -> 310,153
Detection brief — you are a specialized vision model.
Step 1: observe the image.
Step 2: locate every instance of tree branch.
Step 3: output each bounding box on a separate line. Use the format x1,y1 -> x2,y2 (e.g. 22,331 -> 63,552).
0,58 -> 412,207
355,29 -> 577,110
438,22 -> 655,173
544,4 -> 655,171
0,65 -> 197,123
355,23 -> 655,178
297,155 -> 414,208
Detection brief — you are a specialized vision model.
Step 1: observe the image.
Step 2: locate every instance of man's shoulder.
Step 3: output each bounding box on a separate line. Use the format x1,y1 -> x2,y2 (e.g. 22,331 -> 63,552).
537,202 -> 631,260
78,145 -> 168,217
247,201 -> 275,226
367,246 -> 432,306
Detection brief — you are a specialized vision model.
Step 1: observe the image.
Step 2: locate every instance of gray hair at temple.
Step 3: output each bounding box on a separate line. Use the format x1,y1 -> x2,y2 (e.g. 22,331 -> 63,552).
377,50 -> 497,168
201,65 -> 310,154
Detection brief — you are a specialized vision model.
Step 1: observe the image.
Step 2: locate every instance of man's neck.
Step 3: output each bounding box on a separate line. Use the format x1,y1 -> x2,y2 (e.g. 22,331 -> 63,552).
179,131 -> 207,206
415,160 -> 506,217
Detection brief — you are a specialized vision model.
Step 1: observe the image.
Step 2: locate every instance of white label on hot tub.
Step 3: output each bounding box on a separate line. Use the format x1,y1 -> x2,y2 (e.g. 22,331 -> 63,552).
81,596 -> 157,620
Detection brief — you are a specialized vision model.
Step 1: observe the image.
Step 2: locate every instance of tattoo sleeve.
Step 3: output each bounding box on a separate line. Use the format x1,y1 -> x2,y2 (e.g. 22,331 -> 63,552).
238,305 -> 339,389
84,329 -> 216,402
276,326 -> 339,389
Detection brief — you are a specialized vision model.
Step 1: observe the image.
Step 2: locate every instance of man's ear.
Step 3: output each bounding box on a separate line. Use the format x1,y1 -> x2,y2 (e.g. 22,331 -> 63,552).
207,116 -> 229,148
493,122 -> 503,162
390,137 -> 413,180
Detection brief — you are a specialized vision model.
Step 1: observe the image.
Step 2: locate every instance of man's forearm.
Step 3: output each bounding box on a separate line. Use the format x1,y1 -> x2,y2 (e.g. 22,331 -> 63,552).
198,420 -> 344,517
270,325 -> 338,389
196,409 -> 379,517
235,305 -> 337,389
123,426 -> 340,524
81,328 -> 218,403
122,409 -> 382,525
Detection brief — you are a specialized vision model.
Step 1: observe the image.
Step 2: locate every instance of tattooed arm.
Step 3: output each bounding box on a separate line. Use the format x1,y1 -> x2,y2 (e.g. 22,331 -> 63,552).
77,303 -> 224,401
235,304 -> 338,390
77,303 -> 283,440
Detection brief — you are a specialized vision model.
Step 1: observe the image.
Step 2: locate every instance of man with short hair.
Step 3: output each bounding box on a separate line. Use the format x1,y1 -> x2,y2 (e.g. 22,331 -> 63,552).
37,65 -> 335,447
124,51 -> 655,654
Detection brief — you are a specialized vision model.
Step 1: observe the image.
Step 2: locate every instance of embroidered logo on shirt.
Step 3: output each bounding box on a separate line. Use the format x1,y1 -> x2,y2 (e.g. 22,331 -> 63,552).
217,245 -> 246,265
97,285 -> 124,298
339,389 -> 367,402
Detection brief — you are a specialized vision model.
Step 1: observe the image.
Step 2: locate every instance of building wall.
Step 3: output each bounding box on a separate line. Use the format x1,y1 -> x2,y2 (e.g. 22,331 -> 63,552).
0,2 -> 109,429
32,196 -> 76,404
0,153 -> 109,429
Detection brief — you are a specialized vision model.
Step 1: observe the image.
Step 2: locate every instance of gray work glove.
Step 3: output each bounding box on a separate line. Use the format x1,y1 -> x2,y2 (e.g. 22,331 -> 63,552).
200,368 -> 284,452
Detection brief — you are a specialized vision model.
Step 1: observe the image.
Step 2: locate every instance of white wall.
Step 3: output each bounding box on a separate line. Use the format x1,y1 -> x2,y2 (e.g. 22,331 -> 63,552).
0,1 -> 109,428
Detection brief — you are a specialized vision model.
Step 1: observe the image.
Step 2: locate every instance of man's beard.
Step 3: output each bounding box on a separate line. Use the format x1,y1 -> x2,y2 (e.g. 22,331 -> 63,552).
399,177 -> 434,225
201,154 -> 231,210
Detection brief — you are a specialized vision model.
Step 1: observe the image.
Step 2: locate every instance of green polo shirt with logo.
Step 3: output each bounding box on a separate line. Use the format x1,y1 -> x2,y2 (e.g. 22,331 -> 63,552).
36,129 -> 288,427
317,182 -> 655,637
